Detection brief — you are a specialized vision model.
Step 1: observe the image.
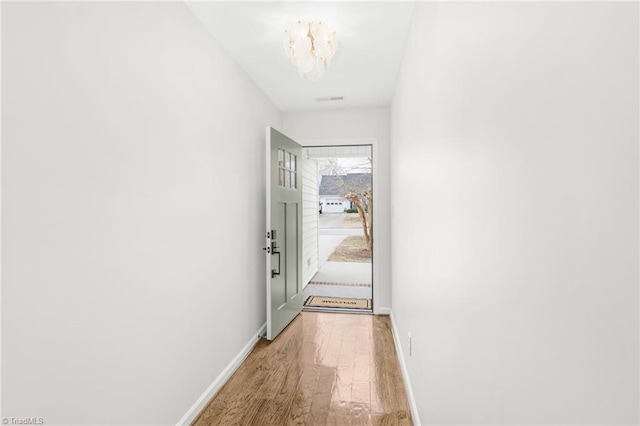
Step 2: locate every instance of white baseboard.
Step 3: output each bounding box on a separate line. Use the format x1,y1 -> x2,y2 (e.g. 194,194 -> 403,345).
389,311 -> 421,426
376,306 -> 391,315
176,323 -> 267,426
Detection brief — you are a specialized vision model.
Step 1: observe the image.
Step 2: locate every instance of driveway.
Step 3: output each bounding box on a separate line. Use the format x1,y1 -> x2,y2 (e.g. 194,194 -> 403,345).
319,213 -> 365,237
319,213 -> 346,229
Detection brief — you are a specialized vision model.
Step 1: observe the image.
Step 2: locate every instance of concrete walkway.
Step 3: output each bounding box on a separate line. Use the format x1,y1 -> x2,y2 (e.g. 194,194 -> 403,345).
311,261 -> 371,286
303,283 -> 372,300
318,214 -> 365,266
306,261 -> 372,300
318,235 -> 347,267
307,213 -> 373,301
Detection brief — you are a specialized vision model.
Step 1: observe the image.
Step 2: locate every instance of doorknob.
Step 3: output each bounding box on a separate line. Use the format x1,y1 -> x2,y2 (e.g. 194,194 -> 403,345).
271,249 -> 281,278
271,241 -> 281,278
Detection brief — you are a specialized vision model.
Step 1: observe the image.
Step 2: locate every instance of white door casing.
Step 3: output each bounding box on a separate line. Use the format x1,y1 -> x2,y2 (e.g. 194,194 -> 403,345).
299,139 -> 381,314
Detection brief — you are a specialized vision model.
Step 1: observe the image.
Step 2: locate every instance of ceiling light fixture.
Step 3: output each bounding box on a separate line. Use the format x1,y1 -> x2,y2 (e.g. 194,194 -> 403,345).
284,20 -> 338,81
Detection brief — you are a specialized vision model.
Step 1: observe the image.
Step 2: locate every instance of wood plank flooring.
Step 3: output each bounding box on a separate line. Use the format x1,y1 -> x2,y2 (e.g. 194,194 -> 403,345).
192,312 -> 412,426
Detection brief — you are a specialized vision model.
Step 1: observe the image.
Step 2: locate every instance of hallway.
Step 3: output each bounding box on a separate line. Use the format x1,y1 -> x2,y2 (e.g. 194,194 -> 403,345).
192,312 -> 412,425
3,2 -> 638,424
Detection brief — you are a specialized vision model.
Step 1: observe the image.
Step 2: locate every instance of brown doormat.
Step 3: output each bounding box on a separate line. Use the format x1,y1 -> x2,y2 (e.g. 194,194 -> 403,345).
304,296 -> 372,310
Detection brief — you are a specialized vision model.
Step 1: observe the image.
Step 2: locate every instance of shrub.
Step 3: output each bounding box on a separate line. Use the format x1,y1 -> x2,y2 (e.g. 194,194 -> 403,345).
345,208 -> 358,213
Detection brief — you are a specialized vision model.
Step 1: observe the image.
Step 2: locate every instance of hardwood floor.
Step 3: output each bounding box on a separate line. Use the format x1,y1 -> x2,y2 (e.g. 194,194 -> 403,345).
192,312 -> 412,426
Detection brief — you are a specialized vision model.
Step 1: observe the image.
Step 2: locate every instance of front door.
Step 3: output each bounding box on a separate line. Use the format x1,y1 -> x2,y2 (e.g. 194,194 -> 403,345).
265,127 -> 303,340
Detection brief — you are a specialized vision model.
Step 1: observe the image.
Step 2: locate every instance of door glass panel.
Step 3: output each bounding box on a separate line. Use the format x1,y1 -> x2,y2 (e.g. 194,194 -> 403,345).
277,148 -> 298,189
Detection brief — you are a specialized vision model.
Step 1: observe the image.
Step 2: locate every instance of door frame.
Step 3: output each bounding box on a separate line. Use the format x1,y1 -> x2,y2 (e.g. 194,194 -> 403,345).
299,138 -> 380,314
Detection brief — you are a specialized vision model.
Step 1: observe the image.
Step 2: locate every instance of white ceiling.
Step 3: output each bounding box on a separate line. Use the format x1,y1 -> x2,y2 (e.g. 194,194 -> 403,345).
186,1 -> 415,112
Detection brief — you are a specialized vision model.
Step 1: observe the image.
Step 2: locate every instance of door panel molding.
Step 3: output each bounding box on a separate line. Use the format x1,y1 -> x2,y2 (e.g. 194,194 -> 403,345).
266,127 -> 303,340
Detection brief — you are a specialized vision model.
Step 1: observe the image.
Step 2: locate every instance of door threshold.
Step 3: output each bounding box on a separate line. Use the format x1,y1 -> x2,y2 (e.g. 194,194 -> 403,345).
303,306 -> 373,314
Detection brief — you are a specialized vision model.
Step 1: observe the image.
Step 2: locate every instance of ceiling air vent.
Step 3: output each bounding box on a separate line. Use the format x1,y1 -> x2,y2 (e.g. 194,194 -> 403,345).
315,96 -> 344,102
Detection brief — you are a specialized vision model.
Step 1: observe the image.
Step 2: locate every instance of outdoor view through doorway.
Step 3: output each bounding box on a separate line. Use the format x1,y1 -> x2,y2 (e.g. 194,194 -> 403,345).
301,146 -> 373,312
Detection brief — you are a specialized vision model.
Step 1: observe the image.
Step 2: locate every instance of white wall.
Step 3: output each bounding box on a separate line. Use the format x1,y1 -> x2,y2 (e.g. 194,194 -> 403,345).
283,108 -> 391,312
301,153 -> 319,286
391,2 -> 639,425
2,2 -> 280,424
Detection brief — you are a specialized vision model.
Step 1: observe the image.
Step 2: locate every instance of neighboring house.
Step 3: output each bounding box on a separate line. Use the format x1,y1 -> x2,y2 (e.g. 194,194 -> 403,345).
319,173 -> 372,213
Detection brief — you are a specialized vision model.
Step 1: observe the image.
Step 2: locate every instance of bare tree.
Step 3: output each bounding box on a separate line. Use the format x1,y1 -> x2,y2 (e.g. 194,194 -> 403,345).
318,159 -> 346,176
345,192 -> 371,249
320,157 -> 372,250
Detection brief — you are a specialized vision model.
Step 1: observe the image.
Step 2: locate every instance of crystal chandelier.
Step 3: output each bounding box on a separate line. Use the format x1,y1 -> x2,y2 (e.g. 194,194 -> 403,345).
284,20 -> 338,81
